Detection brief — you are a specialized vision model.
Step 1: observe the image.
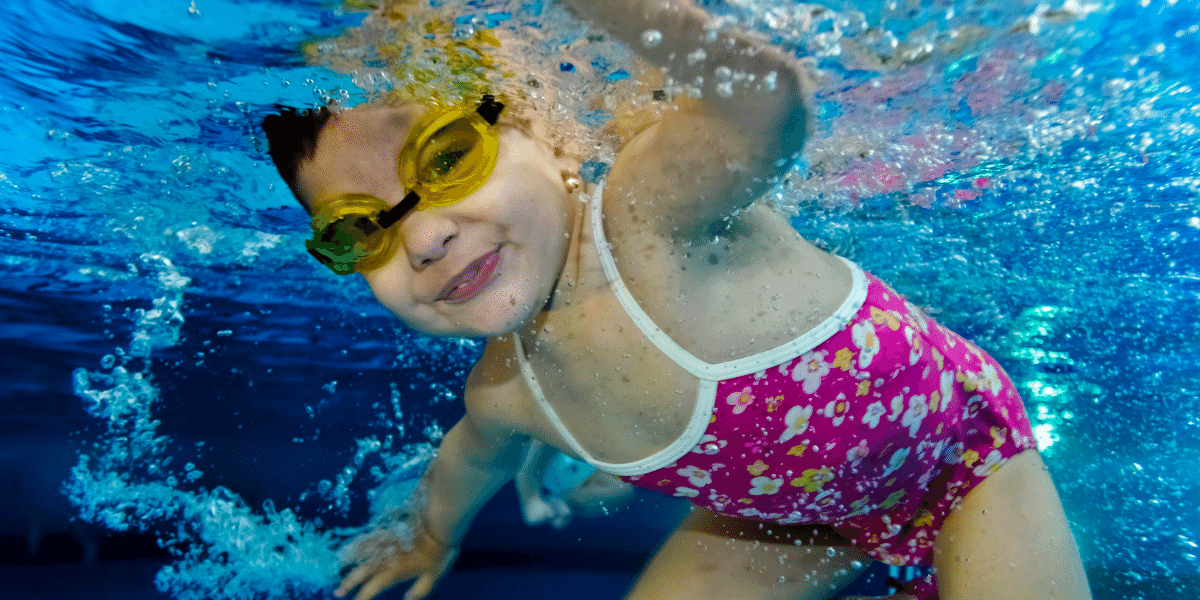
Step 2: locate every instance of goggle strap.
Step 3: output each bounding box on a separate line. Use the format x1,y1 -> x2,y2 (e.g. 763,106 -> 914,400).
377,191 -> 421,229
476,95 -> 504,125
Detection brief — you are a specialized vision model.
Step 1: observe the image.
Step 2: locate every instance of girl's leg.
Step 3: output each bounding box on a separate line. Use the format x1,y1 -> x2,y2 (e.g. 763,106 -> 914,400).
625,508 -> 871,600
933,449 -> 1091,600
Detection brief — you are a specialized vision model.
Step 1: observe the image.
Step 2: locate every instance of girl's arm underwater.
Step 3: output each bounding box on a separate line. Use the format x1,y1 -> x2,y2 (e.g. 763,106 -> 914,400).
336,380 -> 530,600
561,0 -> 812,237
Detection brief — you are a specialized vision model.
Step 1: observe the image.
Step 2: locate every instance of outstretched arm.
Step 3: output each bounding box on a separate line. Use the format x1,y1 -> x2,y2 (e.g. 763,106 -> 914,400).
563,0 -> 808,142
561,0 -> 812,236
337,391 -> 528,600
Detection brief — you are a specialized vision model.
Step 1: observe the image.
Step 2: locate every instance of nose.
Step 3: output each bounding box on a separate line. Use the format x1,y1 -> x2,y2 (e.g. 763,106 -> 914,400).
401,209 -> 457,269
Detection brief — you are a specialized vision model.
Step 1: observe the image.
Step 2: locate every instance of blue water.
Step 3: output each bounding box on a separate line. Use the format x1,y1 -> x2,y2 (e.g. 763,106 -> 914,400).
1,0 -> 1197,599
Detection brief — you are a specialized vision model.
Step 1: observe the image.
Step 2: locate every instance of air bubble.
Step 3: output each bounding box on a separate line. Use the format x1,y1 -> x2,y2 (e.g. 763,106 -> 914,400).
763,71 -> 777,92
641,29 -> 663,48
100,354 -> 116,369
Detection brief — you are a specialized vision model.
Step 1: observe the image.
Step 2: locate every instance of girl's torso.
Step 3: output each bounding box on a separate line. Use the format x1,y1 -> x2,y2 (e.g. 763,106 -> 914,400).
484,187 -> 853,465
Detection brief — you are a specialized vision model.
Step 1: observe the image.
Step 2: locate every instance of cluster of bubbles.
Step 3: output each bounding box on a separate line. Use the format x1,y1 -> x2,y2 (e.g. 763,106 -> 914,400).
65,253 -> 444,599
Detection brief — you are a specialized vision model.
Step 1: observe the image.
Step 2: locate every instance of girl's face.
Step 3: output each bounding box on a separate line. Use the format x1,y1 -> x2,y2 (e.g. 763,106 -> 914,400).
296,104 -> 578,337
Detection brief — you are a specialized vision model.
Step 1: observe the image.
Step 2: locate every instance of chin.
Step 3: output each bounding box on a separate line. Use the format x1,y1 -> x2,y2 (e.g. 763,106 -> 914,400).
469,293 -> 547,337
467,262 -> 559,335
423,288 -> 546,338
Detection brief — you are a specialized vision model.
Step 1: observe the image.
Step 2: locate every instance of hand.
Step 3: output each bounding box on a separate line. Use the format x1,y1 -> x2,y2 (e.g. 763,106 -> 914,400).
521,495 -> 572,530
335,521 -> 459,600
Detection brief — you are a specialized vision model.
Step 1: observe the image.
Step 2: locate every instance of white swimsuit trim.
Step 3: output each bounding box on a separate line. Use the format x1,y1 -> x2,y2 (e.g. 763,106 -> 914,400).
512,185 -> 868,476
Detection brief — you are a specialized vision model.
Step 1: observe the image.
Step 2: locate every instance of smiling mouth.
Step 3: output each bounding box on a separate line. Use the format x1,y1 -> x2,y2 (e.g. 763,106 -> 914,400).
436,248 -> 501,303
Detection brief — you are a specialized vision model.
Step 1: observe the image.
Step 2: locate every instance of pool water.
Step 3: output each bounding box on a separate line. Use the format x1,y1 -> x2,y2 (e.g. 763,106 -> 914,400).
1,1 -> 1197,599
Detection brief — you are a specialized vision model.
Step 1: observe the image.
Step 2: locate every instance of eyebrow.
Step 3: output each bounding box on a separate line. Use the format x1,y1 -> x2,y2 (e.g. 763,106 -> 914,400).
387,109 -> 417,130
378,105 -> 424,141
304,107 -> 420,208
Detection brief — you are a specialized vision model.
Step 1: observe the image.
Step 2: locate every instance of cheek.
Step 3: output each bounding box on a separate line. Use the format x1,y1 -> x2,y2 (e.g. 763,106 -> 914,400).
510,180 -> 571,247
505,201 -> 566,281
362,268 -> 416,318
362,264 -> 476,335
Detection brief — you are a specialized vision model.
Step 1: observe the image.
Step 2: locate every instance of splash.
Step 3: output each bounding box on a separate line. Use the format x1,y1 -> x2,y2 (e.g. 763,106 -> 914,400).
64,253 -> 435,600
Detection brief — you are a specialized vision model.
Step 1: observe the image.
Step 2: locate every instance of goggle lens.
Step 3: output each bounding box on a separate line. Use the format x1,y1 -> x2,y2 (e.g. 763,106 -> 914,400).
306,194 -> 400,275
306,96 -> 504,275
416,121 -> 477,184
399,104 -> 500,206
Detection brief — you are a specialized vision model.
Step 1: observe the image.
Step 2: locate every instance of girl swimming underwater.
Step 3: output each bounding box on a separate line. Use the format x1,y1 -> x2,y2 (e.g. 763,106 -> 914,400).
262,1 -> 1091,598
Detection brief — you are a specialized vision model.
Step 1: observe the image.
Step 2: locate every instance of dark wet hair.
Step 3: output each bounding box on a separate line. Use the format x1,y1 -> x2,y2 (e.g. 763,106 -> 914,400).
261,106 -> 335,213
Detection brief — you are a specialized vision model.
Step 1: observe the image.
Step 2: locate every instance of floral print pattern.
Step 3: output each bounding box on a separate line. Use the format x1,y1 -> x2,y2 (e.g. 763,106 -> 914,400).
725,387 -> 755,414
678,466 -> 712,487
852,321 -> 880,367
778,405 -> 813,443
620,274 -> 1036,574
791,350 -> 830,394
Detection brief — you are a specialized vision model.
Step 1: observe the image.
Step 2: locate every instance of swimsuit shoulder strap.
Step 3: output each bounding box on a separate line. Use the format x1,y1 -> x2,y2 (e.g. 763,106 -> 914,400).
589,185 -> 870,381
511,330 -> 720,477
510,332 -> 603,465
589,185 -> 718,378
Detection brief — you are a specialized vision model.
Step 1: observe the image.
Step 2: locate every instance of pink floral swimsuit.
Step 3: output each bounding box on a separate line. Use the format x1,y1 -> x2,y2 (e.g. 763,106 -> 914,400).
512,188 -> 1037,599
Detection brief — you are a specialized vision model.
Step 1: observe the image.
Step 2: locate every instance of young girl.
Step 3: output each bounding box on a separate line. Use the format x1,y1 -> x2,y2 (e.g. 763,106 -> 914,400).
262,1 -> 1091,599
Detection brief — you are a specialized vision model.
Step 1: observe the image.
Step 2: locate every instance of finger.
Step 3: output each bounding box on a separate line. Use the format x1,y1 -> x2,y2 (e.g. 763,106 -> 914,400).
405,548 -> 457,600
354,570 -> 403,600
335,564 -> 373,598
403,573 -> 436,600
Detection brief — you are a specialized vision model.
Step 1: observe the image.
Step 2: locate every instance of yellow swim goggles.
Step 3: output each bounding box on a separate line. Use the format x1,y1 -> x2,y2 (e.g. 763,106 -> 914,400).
306,95 -> 505,275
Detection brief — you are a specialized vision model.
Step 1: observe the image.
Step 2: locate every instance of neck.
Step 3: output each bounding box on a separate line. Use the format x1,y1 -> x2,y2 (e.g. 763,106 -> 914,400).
542,182 -> 589,313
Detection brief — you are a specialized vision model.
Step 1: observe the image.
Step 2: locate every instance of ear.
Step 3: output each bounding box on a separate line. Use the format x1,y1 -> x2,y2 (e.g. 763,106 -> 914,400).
560,171 -> 582,194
